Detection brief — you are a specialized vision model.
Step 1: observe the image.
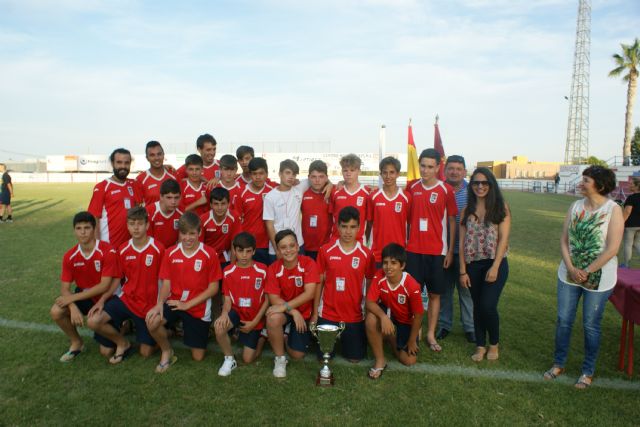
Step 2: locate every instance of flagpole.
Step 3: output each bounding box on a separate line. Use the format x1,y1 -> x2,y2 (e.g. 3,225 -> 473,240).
378,124 -> 386,188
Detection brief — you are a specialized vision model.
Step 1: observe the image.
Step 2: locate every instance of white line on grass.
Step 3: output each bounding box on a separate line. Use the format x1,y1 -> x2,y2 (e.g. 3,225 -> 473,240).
2,316 -> 638,391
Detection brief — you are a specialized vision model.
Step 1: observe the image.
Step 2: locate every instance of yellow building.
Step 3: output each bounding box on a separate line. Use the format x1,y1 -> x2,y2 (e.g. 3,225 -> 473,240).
477,156 -> 561,179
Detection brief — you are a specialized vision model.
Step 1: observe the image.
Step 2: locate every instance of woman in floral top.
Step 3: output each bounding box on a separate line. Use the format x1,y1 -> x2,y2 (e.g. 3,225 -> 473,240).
459,167 -> 510,362
544,166 -> 623,389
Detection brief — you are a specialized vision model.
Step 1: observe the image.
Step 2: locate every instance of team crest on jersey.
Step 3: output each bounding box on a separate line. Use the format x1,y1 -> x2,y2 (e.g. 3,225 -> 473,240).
194,259 -> 202,272
255,277 -> 263,289
145,254 -> 154,266
173,219 -> 179,230
395,202 -> 403,213
430,193 -> 438,203
262,193 -> 267,200
94,260 -> 101,272
215,170 -> 221,178
127,186 -> 134,196
398,294 -> 406,305
222,224 -> 229,234
356,196 -> 364,206
352,257 -> 360,268
294,277 -> 303,287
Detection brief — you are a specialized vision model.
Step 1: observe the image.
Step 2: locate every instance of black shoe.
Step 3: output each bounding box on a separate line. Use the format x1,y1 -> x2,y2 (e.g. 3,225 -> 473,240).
436,328 -> 450,340
465,332 -> 476,343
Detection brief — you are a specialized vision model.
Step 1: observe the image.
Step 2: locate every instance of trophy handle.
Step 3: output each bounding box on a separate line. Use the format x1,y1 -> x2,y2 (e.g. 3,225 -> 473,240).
336,321 -> 346,339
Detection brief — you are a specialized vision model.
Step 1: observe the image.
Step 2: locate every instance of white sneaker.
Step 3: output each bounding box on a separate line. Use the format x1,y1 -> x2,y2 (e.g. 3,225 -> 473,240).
273,356 -> 288,378
218,357 -> 237,376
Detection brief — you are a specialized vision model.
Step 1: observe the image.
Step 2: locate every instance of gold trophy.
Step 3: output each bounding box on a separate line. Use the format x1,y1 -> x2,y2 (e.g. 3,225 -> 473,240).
310,322 -> 345,386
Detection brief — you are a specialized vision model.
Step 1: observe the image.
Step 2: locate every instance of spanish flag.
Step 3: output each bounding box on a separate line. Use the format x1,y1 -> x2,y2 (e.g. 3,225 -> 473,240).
407,119 -> 420,181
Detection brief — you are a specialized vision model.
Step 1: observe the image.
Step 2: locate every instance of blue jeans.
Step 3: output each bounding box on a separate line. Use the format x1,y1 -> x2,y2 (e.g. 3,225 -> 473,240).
439,254 -> 474,333
553,279 -> 613,377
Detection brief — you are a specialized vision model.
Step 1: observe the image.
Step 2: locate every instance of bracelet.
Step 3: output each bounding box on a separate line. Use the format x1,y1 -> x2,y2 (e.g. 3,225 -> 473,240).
459,272 -> 467,276
284,302 -> 292,312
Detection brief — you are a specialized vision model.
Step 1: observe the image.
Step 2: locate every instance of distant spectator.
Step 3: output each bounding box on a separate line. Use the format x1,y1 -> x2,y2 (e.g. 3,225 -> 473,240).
622,177 -> 640,267
544,165 -> 623,389
0,171 -> 13,223
554,173 -> 560,193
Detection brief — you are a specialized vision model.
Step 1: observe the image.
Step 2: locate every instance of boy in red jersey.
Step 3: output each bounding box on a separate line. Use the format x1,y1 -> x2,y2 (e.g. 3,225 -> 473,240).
50,212 -> 120,362
405,148 -> 458,352
265,230 -> 319,378
175,133 -> 220,186
301,160 -> 333,261
88,148 -> 143,249
238,157 -> 274,265
365,243 -> 423,378
235,145 -> 255,186
136,141 -> 177,205
88,207 -> 164,364
200,187 -> 241,269
179,154 -> 211,217
146,179 -> 183,248
313,206 -> 376,362
146,212 -> 222,371
215,232 -> 269,376
330,154 -> 370,243
368,156 -> 411,267
217,154 -> 244,215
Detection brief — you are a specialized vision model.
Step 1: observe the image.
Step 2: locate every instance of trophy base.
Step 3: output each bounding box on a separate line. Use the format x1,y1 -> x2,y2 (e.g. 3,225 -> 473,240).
316,373 -> 334,387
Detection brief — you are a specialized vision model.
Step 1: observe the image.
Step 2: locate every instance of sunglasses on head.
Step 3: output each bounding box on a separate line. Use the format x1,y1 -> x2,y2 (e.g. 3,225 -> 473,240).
471,180 -> 490,187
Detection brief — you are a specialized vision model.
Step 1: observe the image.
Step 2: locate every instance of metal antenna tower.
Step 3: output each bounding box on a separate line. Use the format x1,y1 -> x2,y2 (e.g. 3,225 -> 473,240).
564,0 -> 591,164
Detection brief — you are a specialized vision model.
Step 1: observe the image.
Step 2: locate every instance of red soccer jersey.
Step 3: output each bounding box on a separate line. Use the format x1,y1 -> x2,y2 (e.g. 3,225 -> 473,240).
60,240 -> 120,303
217,181 -> 244,215
222,262 -> 268,330
159,243 -> 222,321
367,188 -> 412,262
146,202 -> 183,249
406,180 -> 458,255
317,240 -> 376,323
301,188 -> 333,252
135,169 -> 177,205
265,256 -> 320,320
330,185 -> 370,242
200,210 -> 241,264
179,180 -> 211,217
88,178 -> 144,249
366,271 -> 424,325
117,238 -> 165,318
239,183 -> 274,249
176,160 -> 220,183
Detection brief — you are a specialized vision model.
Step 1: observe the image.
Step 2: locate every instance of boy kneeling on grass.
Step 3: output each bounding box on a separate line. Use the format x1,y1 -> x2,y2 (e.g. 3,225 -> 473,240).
146,211 -> 221,373
88,206 -> 164,364
215,232 -> 268,377
51,211 -> 120,362
365,243 -> 423,379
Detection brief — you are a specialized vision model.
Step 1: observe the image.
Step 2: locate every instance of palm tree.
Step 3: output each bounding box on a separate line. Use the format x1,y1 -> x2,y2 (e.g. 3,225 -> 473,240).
609,38 -> 640,166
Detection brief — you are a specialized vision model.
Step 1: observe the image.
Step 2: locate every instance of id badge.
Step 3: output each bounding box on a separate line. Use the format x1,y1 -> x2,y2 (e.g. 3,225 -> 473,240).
239,297 -> 252,308
309,215 -> 318,228
124,198 -> 132,209
419,218 -> 428,232
336,277 -> 346,292
180,290 -> 190,301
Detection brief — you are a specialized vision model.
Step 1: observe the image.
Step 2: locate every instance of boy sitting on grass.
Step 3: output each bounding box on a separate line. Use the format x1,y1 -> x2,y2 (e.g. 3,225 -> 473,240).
214,232 -> 268,376
50,211 -> 120,362
88,206 -> 164,364
146,212 -> 221,373
365,243 -> 423,379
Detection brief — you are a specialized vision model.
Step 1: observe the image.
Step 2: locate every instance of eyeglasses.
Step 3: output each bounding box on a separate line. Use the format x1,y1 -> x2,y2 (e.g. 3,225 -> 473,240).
471,180 -> 490,187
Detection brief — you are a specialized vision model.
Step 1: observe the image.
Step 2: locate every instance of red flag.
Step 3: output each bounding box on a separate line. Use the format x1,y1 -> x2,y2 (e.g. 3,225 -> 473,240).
407,120 -> 420,181
434,116 -> 446,181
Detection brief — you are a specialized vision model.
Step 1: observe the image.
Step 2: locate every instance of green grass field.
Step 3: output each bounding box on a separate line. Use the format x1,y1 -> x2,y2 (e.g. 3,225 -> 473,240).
0,184 -> 638,426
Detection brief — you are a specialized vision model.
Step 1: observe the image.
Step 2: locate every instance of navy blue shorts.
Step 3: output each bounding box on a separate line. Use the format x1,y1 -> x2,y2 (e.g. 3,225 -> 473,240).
104,297 -> 155,346
162,304 -> 211,349
406,252 -> 446,295
283,313 -> 311,353
394,321 -> 418,352
228,309 -> 262,350
0,191 -> 10,205
316,317 -> 366,361
305,250 -> 318,261
73,289 -> 113,348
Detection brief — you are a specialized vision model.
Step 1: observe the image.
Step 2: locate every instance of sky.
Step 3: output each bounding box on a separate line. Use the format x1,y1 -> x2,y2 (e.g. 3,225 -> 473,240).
0,0 -> 638,167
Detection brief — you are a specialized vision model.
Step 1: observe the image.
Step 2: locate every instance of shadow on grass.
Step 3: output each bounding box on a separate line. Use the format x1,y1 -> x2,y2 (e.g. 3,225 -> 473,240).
18,200 -> 65,220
